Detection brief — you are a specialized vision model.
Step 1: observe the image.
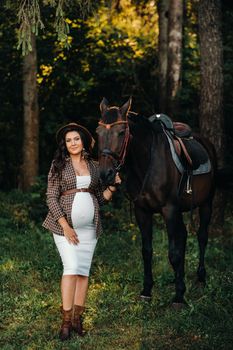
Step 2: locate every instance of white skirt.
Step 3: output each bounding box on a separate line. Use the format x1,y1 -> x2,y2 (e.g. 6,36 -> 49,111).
53,233 -> 97,276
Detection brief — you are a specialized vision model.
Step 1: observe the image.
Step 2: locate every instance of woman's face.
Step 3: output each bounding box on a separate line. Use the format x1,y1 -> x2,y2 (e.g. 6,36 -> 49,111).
65,131 -> 83,156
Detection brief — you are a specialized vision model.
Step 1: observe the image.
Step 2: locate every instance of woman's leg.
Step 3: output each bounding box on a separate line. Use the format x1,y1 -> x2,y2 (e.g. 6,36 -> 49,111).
61,275 -> 78,310
54,239 -> 78,340
59,275 -> 77,341
53,233 -> 93,337
74,275 -> 89,306
72,275 -> 89,336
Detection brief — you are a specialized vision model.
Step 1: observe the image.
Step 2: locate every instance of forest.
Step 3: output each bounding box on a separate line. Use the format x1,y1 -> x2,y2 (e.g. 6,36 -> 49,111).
1,1 -> 233,349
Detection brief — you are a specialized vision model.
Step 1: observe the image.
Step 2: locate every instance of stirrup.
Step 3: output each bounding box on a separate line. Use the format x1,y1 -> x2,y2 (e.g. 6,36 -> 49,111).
186,175 -> 192,194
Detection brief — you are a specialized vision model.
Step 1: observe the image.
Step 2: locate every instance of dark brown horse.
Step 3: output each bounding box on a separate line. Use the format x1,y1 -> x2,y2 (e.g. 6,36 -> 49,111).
96,98 -> 217,307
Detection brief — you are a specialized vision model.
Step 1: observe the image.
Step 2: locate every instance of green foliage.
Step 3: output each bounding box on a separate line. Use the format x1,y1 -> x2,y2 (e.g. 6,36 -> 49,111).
0,0 -> 233,189
3,0 -> 93,55
1,190 -> 233,349
17,0 -> 44,55
36,0 -> 159,175
0,5 -> 23,190
0,177 -> 47,228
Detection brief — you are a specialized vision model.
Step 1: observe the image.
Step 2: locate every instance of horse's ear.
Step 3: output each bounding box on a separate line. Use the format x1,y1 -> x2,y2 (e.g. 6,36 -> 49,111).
100,97 -> 109,116
120,97 -> 132,119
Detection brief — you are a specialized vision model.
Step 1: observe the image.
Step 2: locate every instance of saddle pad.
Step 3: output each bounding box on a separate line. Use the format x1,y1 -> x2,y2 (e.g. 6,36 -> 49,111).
183,138 -> 209,169
165,133 -> 211,175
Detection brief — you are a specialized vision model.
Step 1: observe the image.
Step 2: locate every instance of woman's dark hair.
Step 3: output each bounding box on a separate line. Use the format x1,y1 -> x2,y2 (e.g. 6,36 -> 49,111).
51,126 -> 92,178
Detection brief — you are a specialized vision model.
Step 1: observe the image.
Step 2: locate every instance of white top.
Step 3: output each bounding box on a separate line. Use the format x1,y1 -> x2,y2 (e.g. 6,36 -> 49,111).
76,175 -> 91,188
71,175 -> 94,231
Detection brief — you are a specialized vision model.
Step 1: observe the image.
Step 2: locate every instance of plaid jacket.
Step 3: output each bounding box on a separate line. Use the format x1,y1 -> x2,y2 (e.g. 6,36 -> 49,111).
42,158 -> 106,237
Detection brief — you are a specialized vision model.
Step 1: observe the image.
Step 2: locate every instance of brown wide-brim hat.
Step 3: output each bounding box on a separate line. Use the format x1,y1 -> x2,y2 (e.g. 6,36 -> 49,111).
56,122 -> 95,149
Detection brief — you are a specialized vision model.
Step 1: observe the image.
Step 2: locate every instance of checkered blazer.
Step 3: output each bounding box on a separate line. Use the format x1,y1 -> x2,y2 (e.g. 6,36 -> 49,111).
42,158 -> 106,237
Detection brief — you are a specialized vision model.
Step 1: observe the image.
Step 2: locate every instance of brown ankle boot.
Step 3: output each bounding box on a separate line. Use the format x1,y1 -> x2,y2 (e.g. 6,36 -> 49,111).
59,307 -> 73,341
72,305 -> 85,336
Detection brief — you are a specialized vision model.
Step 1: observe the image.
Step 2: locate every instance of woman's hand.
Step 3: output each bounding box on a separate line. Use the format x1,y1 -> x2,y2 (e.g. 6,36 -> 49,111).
114,172 -> 121,185
104,172 -> 122,200
107,173 -> 122,193
58,217 -> 79,245
63,225 -> 79,245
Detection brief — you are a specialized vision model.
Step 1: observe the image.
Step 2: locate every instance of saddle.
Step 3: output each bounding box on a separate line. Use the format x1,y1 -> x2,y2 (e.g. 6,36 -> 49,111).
148,114 -> 209,170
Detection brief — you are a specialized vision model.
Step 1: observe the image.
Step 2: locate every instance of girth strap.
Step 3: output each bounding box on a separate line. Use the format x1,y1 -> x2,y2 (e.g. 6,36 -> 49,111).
175,136 -> 193,167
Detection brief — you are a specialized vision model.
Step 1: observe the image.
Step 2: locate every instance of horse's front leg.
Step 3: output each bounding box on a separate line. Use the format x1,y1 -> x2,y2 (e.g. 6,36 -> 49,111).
134,205 -> 153,300
162,205 -> 187,306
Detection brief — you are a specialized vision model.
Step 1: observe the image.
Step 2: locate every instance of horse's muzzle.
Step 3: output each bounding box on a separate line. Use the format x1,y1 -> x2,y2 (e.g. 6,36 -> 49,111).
100,168 -> 116,186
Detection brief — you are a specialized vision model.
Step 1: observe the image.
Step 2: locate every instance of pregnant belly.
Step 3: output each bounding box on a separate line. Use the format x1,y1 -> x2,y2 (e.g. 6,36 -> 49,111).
71,193 -> 95,228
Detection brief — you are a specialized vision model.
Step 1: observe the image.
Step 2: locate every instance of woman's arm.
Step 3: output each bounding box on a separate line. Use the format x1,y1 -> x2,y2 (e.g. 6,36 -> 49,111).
46,163 -> 79,244
103,185 -> 117,201
46,162 -> 65,221
103,173 -> 121,201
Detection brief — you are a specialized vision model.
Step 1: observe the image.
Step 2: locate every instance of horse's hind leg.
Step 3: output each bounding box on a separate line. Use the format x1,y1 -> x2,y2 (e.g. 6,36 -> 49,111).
197,201 -> 212,284
134,205 -> 153,300
162,206 -> 187,305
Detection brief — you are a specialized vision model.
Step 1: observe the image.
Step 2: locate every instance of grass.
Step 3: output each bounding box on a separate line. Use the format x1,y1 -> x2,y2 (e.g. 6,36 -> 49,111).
1,195 -> 233,350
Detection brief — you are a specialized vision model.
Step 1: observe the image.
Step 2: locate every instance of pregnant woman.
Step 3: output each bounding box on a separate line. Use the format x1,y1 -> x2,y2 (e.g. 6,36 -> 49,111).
43,123 -> 121,341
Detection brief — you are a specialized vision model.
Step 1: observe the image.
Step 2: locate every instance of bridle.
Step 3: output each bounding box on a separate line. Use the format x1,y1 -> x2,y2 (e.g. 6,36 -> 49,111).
97,120 -> 131,171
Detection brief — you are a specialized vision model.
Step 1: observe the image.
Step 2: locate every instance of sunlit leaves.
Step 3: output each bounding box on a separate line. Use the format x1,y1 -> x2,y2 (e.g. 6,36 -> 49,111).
87,0 -> 158,61
37,64 -> 53,84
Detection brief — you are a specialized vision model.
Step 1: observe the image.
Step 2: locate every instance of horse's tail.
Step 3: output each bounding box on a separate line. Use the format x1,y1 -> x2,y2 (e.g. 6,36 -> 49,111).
198,136 -> 233,190
216,167 -> 233,189
199,138 -> 233,189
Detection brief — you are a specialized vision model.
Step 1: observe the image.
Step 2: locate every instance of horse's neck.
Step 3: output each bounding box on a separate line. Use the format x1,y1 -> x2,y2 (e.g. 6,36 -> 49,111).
127,122 -> 154,176
127,122 -> 169,176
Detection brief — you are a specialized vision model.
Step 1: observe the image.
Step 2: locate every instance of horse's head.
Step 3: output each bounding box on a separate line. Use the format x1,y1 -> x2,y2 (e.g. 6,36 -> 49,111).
96,97 -> 132,185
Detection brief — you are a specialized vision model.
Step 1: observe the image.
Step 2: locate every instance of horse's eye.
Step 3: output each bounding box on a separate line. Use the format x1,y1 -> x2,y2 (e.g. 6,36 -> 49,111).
118,130 -> 125,136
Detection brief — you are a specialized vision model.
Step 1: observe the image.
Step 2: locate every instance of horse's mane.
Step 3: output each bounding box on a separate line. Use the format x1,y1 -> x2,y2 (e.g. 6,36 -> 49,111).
128,111 -> 163,134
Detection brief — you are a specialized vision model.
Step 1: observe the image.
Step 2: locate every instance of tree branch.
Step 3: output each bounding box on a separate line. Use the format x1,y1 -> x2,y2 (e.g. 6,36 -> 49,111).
4,0 -> 93,55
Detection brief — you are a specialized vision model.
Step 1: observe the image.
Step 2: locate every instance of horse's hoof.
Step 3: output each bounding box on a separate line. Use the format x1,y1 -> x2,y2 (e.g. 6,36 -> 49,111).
139,294 -> 152,302
196,280 -> 206,288
171,302 -> 187,310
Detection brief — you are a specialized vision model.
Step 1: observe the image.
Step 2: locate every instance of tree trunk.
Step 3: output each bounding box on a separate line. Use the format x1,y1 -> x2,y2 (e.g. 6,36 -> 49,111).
21,34 -> 39,191
158,0 -> 169,113
111,0 -> 121,11
198,0 -> 225,233
167,0 -> 183,118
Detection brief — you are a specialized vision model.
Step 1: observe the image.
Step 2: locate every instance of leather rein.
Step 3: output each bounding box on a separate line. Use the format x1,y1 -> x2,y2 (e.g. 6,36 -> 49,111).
98,120 -> 131,171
